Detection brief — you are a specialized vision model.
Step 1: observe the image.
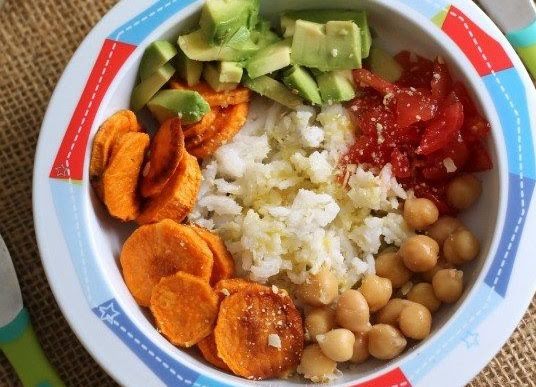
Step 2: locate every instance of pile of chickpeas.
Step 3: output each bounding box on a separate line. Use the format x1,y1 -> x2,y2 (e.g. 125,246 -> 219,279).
296,174 -> 483,382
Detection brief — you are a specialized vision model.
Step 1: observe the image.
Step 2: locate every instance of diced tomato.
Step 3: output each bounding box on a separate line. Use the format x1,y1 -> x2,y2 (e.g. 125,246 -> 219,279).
418,101 -> 464,155
462,114 -> 491,142
466,142 -> 493,172
396,53 -> 435,88
395,88 -> 438,128
430,59 -> 452,100
391,149 -> 412,178
394,50 -> 412,70
353,69 -> 397,95
452,82 -> 477,116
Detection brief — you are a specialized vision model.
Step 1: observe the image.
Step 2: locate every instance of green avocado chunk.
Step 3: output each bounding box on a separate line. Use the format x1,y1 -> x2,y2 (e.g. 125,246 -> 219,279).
368,46 -> 403,83
283,65 -> 322,105
291,20 -> 362,72
251,19 -> 280,50
199,0 -> 260,45
178,29 -> 259,62
203,63 -> 240,92
138,41 -> 178,81
130,63 -> 175,111
280,9 -> 372,58
246,39 -> 291,79
147,90 -> 210,124
173,49 -> 203,86
317,71 -> 356,103
244,75 -> 303,109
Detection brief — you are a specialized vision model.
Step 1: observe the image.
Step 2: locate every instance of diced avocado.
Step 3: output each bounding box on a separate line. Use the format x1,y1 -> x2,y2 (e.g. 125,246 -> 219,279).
130,63 -> 175,111
280,9 -> 372,57
178,29 -> 259,62
147,90 -> 210,124
244,75 -> 303,109
173,49 -> 203,86
317,71 -> 356,103
283,65 -> 321,105
199,0 -> 259,45
219,62 -> 243,83
246,39 -> 292,79
203,63 -> 240,92
368,47 -> 403,83
138,41 -> 178,80
251,20 -> 281,50
291,20 -> 361,71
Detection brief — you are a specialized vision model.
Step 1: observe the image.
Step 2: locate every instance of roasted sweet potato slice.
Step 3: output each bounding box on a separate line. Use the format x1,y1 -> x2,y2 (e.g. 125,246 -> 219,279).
137,152 -> 201,224
170,80 -> 251,107
214,290 -> 304,379
213,278 -> 270,299
90,110 -> 142,197
188,103 -> 249,159
192,227 -> 235,285
197,334 -> 230,371
120,219 -> 213,306
183,109 -> 217,140
101,132 -> 149,221
140,118 -> 185,198
151,272 -> 219,347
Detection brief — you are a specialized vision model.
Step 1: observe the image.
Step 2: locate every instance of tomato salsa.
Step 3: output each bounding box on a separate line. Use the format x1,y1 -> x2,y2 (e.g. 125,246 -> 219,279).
345,51 -> 493,214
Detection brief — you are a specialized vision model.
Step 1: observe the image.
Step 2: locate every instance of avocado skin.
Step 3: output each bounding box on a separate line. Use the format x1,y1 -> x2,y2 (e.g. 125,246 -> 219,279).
147,90 -> 210,125
131,63 -> 176,111
283,66 -> 322,105
244,75 -> 303,109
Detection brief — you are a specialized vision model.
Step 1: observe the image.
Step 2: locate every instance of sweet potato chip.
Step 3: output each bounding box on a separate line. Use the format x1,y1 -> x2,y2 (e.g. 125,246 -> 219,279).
151,272 -> 219,347
188,102 -> 249,159
90,110 -> 142,197
192,227 -> 235,285
101,132 -> 149,221
137,152 -> 201,225
120,219 -> 213,306
170,80 -> 251,107
213,278 -> 270,299
140,118 -> 185,198
197,334 -> 230,371
183,109 -> 217,140
214,290 -> 304,379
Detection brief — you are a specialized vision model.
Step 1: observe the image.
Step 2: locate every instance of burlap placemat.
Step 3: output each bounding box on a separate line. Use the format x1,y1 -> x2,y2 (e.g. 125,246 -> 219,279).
0,0 -> 534,386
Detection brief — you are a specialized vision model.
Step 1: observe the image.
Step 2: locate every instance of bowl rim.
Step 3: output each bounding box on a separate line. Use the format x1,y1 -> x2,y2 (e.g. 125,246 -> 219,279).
33,0 -> 536,386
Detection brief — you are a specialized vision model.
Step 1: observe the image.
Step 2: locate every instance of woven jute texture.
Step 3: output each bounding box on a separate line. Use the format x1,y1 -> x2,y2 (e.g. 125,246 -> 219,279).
0,0 -> 534,386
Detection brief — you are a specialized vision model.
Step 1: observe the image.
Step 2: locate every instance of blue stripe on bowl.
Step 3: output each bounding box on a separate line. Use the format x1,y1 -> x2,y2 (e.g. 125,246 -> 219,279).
507,20 -> 536,48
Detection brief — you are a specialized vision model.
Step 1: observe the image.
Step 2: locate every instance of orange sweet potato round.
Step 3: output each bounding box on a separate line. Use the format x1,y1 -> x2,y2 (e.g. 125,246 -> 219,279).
213,278 -> 270,299
90,110 -> 142,197
120,219 -> 213,306
214,290 -> 304,379
102,132 -> 149,221
188,102 -> 249,159
183,109 -> 217,140
170,80 -> 251,107
137,152 -> 201,225
141,118 -> 185,198
192,227 -> 235,285
151,272 -> 219,347
197,334 -> 230,371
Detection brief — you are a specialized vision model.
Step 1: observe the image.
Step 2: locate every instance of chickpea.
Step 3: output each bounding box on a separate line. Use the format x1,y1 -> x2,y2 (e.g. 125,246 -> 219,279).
399,235 -> 439,272
426,216 -> 464,245
404,198 -> 439,230
443,229 -> 480,265
446,174 -> 482,210
421,259 -> 454,282
399,303 -> 432,340
432,269 -> 464,303
368,324 -> 407,360
298,268 -> 339,306
375,298 -> 411,326
305,308 -> 336,342
350,332 -> 370,364
375,252 -> 412,288
297,344 -> 337,382
336,289 -> 370,332
407,283 -> 441,313
317,328 -> 355,362
359,274 -> 393,312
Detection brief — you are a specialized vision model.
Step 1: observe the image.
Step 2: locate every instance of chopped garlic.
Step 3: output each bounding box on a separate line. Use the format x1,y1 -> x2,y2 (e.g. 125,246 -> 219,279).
443,157 -> 457,173
268,333 -> 282,349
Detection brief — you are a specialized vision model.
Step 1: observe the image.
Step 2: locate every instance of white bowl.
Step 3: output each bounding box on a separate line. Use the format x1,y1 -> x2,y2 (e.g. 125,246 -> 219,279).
33,0 -> 536,385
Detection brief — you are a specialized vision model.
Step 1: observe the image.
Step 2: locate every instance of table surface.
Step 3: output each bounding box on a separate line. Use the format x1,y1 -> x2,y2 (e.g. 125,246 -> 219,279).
0,0 -> 535,386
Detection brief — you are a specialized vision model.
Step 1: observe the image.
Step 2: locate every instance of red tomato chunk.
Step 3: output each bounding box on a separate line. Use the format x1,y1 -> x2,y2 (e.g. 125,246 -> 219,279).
346,53 -> 493,214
